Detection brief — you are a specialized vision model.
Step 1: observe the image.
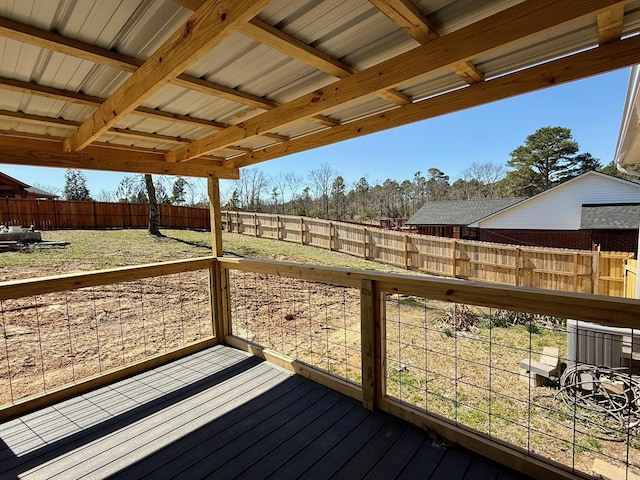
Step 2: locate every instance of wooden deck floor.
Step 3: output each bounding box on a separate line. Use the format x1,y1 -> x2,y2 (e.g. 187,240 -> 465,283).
0,345 -> 532,479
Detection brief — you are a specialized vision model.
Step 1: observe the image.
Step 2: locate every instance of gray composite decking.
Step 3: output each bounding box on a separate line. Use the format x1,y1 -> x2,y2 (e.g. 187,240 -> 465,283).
0,345 -> 532,479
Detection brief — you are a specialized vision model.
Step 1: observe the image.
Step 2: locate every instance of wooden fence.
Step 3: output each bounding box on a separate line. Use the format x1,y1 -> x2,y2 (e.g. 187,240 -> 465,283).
624,258 -> 638,299
0,200 -> 633,297
0,198 -> 210,230
222,211 -> 634,297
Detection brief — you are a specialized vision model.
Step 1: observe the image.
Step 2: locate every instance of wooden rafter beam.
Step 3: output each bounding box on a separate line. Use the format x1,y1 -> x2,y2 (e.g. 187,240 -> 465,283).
0,135 -> 239,178
0,76 -> 229,131
229,35 -> 640,168
167,0 -> 626,162
0,108 -> 202,146
63,0 -> 271,152
0,15 -> 275,112
0,13 -> 336,139
369,0 -> 484,84
237,18 -> 411,106
597,4 -> 625,44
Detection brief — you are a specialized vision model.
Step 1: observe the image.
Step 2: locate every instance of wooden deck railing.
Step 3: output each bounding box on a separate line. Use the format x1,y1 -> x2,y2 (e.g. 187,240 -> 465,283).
3,256 -> 640,478
219,257 -> 640,480
0,257 -> 218,416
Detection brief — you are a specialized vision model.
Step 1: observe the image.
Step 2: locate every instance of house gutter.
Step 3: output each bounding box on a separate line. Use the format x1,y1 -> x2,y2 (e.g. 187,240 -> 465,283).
615,65 -> 640,176
614,65 -> 640,298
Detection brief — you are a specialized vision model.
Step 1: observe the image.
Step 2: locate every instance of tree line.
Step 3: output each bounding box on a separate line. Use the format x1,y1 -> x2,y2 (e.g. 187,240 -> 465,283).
50,126 -> 638,228
224,126 -> 634,221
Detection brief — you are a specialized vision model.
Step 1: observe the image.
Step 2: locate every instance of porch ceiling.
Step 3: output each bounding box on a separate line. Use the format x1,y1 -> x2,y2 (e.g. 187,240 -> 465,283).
0,0 -> 639,180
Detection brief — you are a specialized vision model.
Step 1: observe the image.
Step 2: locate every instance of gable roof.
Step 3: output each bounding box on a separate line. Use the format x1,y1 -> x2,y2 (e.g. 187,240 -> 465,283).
470,171 -> 640,227
0,171 -> 58,198
405,197 -> 525,226
24,186 -> 58,200
0,171 -> 30,189
581,203 -> 640,229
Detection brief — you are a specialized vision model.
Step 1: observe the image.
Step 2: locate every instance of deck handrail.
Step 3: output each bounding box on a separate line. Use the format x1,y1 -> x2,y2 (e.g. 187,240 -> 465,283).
218,256 -> 640,328
0,256 -> 216,300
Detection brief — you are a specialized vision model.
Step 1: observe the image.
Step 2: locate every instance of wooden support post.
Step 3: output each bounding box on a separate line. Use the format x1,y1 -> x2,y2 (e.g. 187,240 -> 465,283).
573,252 -> 579,292
515,247 -> 521,287
208,177 -> 227,343
254,213 -> 258,237
227,211 -> 231,232
300,217 -> 305,245
361,278 -> 384,410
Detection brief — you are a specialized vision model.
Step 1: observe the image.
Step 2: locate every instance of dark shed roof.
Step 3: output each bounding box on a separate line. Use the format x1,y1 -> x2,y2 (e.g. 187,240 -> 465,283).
580,204 -> 640,229
405,198 -> 526,226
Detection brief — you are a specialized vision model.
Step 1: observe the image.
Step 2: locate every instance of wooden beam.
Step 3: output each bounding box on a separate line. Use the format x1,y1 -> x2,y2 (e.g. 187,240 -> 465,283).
0,108 -> 207,147
63,0 -> 271,152
0,136 -> 239,179
597,4 -> 625,44
167,0 -> 623,162
0,257 -> 216,299
369,0 -> 484,84
233,34 -> 640,167
368,0 -> 439,44
0,15 -> 278,113
238,18 -> 356,79
237,18 -> 410,106
0,74 -> 230,130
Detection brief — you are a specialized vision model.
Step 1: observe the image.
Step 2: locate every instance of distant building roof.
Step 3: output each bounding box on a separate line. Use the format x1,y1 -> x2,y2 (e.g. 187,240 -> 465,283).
0,171 -> 58,199
25,186 -> 58,199
405,198 -> 526,226
580,203 -> 640,229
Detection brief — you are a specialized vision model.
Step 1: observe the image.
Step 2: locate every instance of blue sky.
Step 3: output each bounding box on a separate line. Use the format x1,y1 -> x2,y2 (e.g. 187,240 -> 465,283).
0,67 -> 632,200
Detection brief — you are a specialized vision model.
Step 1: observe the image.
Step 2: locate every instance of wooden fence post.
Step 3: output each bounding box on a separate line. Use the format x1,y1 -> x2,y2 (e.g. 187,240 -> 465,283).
515,247 -> 521,287
361,279 -> 384,410
592,245 -> 600,295
300,217 -> 305,245
363,227 -> 368,259
452,239 -> 458,278
329,221 -> 334,251
52,199 -> 58,229
404,234 -> 410,270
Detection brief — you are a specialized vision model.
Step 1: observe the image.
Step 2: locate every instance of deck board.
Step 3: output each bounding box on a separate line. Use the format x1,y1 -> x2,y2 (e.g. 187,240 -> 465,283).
0,345 -> 533,479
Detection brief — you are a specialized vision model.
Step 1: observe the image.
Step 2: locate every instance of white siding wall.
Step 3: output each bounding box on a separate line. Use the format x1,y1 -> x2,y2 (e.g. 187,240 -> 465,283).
475,173 -> 640,230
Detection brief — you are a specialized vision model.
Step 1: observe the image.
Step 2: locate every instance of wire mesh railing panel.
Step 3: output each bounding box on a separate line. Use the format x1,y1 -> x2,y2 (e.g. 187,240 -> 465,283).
0,269 -> 212,406
383,293 -> 640,477
228,269 -> 361,385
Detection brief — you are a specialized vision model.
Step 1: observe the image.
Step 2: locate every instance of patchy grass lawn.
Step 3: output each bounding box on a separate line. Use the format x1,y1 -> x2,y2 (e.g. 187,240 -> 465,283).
0,229 -> 414,280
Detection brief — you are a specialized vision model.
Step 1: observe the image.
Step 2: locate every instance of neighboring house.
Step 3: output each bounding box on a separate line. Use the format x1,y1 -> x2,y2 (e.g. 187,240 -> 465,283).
406,171 -> 640,251
470,171 -> 640,252
405,197 -> 525,239
0,172 -> 57,200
